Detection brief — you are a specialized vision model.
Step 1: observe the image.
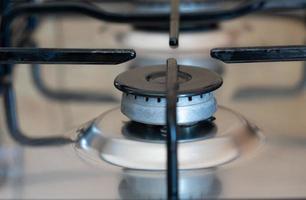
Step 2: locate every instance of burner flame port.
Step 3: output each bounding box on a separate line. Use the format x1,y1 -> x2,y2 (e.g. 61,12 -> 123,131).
114,64 -> 223,125
121,92 -> 217,125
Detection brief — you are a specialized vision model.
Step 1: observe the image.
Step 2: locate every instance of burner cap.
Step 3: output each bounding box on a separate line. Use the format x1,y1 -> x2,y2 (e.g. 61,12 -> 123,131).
114,65 -> 222,97
115,65 -> 222,125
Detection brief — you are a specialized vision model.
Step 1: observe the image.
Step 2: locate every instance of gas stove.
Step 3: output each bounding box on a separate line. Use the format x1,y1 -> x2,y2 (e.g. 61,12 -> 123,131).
1,0 -> 306,199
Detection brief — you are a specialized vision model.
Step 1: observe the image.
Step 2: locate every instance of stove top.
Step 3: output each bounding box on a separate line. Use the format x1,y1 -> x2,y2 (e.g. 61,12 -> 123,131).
1,0 -> 306,199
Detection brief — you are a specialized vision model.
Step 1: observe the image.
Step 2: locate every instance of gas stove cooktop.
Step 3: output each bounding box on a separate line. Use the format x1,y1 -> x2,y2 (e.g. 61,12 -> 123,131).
1,0 -> 306,199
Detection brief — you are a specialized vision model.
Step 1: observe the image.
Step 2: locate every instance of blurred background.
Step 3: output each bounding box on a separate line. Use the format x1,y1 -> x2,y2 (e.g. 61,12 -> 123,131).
6,11 -> 306,138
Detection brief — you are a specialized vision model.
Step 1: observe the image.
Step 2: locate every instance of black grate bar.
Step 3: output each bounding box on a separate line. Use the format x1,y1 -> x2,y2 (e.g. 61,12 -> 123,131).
2,0 -> 266,25
0,48 -> 136,65
2,78 -> 73,146
0,47 -> 135,146
166,58 -> 179,200
211,46 -> 306,63
169,0 -> 180,48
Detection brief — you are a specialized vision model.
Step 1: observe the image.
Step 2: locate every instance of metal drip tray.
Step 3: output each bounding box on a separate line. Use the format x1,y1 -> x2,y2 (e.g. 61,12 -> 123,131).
75,106 -> 263,170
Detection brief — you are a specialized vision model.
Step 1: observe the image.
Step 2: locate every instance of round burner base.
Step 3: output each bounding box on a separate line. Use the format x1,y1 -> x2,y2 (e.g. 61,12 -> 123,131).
75,106 -> 263,170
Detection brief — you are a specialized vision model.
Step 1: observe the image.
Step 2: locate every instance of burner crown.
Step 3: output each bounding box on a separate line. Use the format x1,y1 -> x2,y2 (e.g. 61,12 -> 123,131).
114,65 -> 222,125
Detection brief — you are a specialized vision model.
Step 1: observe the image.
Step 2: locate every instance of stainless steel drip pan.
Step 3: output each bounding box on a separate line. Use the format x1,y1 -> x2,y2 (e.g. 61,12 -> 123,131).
75,106 -> 263,170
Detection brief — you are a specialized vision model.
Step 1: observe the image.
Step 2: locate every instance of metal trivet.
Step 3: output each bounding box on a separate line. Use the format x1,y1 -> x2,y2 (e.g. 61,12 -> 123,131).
114,65 -> 222,125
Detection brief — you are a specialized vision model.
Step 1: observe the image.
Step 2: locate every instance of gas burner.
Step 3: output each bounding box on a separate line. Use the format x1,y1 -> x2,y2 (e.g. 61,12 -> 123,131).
114,65 -> 222,125
75,106 -> 263,170
74,64 -> 263,170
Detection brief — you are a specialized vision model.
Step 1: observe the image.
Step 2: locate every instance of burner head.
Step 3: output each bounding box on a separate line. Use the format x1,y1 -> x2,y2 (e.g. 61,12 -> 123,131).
114,65 -> 222,125
115,65 -> 222,97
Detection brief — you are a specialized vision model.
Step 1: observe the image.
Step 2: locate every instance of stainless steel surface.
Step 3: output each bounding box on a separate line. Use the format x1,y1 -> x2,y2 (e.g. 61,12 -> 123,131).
1,16 -> 306,199
121,93 -> 216,125
119,29 -> 236,52
75,106 -> 262,170
118,169 -> 220,199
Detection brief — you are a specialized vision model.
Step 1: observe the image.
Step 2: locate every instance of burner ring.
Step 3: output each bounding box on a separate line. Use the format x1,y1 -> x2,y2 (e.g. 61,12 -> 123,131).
114,65 -> 222,97
75,106 -> 264,170
121,92 -> 217,125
